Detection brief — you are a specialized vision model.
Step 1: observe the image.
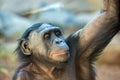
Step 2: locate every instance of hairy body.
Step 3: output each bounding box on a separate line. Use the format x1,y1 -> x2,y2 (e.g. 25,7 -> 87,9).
13,0 -> 120,80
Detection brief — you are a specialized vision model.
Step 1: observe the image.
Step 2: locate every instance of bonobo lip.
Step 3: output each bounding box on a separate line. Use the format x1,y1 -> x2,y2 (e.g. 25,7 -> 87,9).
50,50 -> 69,56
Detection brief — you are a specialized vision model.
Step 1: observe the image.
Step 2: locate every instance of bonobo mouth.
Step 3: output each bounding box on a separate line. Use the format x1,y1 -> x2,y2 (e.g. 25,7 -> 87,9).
49,49 -> 70,62
54,50 -> 69,55
50,50 -> 69,56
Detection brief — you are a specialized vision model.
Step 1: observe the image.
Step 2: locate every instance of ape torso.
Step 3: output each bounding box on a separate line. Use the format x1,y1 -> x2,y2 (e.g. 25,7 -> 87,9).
32,62 -> 76,80
18,51 -> 77,80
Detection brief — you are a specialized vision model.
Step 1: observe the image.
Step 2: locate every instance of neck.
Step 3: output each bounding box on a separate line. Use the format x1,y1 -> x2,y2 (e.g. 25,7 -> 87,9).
31,58 -> 66,79
37,63 -> 56,79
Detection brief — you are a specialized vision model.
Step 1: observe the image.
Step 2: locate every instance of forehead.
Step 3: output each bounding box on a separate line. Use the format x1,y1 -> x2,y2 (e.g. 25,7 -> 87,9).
38,23 -> 52,31
27,23 -> 63,40
37,23 -> 61,32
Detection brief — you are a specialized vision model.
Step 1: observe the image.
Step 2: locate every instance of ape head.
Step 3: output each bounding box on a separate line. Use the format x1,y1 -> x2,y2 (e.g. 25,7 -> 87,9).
16,23 -> 70,67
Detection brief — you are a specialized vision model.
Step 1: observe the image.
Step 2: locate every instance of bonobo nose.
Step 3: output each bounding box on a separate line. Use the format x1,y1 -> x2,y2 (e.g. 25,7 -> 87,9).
55,40 -> 62,44
54,38 -> 63,44
54,38 -> 69,51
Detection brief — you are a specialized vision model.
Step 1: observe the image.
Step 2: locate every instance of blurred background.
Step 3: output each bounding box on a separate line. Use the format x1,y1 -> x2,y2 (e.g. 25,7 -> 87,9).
0,0 -> 120,80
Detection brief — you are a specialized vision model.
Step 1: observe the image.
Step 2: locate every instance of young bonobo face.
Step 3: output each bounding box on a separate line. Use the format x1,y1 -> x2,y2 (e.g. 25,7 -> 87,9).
21,23 -> 70,63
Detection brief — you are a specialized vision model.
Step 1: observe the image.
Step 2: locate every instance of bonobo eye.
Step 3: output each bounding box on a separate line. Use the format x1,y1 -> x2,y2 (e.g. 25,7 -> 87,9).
44,33 -> 51,39
55,31 -> 62,36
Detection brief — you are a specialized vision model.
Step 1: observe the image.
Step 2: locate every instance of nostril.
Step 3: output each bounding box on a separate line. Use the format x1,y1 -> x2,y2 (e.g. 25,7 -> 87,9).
56,41 -> 59,44
56,40 -> 62,44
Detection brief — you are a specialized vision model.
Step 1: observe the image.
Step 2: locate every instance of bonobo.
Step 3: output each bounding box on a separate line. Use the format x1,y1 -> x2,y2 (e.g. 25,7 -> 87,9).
13,0 -> 120,80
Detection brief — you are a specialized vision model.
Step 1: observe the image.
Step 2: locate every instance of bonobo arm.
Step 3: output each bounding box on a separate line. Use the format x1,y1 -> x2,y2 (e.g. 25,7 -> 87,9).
67,0 -> 119,60
78,0 -> 119,60
66,0 -> 119,80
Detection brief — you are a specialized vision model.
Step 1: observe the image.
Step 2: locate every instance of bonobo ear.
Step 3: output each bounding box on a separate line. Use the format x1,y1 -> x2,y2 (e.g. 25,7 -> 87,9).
21,40 -> 31,55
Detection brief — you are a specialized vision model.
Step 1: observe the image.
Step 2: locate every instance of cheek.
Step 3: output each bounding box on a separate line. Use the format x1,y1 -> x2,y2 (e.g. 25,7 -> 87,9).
31,42 -> 48,56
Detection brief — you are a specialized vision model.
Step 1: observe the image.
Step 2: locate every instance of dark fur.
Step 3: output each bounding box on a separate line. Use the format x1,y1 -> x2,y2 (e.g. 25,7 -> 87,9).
13,0 -> 120,80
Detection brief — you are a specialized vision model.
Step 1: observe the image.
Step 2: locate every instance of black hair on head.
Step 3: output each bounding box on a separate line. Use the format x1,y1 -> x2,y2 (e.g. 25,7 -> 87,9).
18,22 -> 56,40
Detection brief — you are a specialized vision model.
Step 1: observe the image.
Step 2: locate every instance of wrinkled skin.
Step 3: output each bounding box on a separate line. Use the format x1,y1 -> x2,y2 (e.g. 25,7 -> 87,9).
13,0 -> 120,80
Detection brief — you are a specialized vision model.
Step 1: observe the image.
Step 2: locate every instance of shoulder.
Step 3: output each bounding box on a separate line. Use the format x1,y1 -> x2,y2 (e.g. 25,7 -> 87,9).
13,69 -> 32,80
66,29 -> 83,44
